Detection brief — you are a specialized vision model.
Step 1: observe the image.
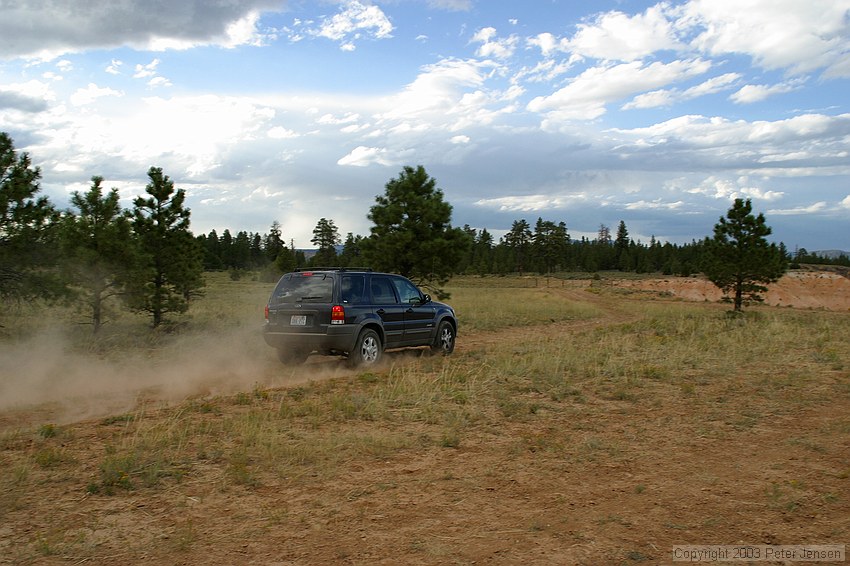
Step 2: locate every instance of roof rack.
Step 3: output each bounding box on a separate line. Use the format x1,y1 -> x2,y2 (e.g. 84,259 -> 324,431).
294,267 -> 373,272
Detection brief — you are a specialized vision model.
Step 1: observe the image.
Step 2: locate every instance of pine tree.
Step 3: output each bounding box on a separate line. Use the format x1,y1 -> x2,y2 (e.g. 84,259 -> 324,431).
532,218 -> 569,274
338,232 -> 363,267
615,220 -> 632,271
128,167 -> 204,327
60,176 -> 137,332
361,165 -> 468,287
504,219 -> 532,274
0,132 -> 62,301
264,221 -> 285,262
310,217 -> 340,266
702,199 -> 787,312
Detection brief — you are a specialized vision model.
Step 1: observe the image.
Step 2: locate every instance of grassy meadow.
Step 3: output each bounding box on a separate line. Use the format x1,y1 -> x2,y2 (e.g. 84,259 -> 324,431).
0,272 -> 848,564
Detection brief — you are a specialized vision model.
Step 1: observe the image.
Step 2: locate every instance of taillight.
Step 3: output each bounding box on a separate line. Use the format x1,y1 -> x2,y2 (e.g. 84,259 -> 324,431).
264,304 -> 269,322
331,305 -> 345,325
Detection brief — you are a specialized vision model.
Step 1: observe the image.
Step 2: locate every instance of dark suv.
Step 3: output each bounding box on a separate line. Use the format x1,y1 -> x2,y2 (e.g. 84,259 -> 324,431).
263,268 -> 457,366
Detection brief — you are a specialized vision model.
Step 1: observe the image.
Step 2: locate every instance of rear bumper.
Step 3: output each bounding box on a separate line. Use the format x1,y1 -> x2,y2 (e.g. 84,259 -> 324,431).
263,323 -> 358,353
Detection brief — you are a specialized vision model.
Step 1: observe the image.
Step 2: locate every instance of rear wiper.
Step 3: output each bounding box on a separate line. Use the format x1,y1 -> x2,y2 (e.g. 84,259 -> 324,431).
298,296 -> 323,301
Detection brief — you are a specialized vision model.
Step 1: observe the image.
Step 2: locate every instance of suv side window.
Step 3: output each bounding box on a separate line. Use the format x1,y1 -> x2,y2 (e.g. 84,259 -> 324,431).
340,275 -> 366,304
392,276 -> 422,304
370,276 -> 398,304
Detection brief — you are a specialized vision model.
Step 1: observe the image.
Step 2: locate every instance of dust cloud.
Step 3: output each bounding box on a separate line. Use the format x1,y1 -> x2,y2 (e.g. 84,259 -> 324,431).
0,324 -> 350,427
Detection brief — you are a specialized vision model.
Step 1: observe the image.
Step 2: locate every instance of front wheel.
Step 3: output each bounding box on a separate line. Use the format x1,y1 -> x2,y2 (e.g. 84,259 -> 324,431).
430,320 -> 455,355
348,328 -> 382,367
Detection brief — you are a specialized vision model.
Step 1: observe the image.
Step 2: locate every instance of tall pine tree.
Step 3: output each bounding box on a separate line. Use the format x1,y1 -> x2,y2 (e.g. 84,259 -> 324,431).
361,165 -> 468,287
128,167 -> 204,327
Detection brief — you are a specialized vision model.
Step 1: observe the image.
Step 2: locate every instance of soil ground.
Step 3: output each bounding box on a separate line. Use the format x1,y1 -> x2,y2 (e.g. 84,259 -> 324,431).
1,271 -> 848,565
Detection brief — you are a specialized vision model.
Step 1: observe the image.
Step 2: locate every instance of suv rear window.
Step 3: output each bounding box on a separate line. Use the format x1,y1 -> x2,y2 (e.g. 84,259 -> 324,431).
271,273 -> 334,304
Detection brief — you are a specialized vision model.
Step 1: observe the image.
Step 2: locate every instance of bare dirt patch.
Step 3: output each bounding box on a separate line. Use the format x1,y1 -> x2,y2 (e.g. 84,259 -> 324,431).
608,268 -> 850,311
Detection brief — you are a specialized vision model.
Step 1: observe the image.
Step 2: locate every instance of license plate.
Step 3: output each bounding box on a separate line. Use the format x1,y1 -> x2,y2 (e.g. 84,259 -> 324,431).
290,315 -> 307,326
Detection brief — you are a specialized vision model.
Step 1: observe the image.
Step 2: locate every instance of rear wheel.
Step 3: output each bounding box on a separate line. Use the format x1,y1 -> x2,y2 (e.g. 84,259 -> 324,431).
348,328 -> 382,367
430,320 -> 455,355
276,347 -> 309,365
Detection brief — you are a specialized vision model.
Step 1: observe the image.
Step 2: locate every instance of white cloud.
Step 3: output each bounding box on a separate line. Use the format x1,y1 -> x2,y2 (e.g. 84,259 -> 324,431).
27,94 -> 277,178
474,194 -> 587,212
614,113 -> 850,158
515,59 -> 575,84
740,187 -> 784,201
0,79 -> 55,105
528,59 -> 712,121
267,126 -> 299,139
337,146 -> 394,167
685,176 -> 785,201
222,10 -> 272,48
840,196 -> 850,209
527,33 -> 569,57
312,0 -> 393,50
378,58 -> 495,122
730,81 -> 799,104
623,72 -> 740,109
147,77 -> 173,89
680,0 -> 850,77
105,59 -> 123,75
767,202 -> 828,215
134,59 -> 161,79
317,112 -> 361,125
70,83 -> 123,106
625,199 -> 685,210
568,6 -> 682,62
471,27 -> 519,60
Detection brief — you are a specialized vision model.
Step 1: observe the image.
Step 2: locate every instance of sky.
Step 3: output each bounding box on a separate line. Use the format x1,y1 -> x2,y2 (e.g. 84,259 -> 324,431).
1,0 -> 849,252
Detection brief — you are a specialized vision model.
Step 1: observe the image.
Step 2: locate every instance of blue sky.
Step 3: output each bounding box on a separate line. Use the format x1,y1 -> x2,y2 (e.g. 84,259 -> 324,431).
1,0 -> 849,251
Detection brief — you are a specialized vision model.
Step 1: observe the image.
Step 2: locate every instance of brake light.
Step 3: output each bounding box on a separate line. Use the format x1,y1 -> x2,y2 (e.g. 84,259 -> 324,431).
264,304 -> 269,322
331,305 -> 345,325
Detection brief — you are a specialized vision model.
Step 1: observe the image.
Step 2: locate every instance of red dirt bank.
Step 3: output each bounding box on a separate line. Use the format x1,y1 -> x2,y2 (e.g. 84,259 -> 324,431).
611,268 -> 850,311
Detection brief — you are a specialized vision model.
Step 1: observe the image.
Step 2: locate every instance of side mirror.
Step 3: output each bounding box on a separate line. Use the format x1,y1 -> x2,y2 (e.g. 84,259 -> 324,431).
423,293 -> 431,304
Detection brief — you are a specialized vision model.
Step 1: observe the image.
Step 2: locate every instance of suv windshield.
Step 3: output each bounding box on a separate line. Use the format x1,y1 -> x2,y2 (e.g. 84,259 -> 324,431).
270,273 -> 334,304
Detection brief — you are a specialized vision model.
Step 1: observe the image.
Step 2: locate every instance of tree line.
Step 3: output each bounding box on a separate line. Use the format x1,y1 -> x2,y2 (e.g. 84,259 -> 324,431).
202,207 -> 847,281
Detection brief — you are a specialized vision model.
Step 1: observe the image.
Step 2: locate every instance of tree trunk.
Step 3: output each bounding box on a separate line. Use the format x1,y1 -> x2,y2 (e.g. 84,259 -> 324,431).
734,277 -> 744,312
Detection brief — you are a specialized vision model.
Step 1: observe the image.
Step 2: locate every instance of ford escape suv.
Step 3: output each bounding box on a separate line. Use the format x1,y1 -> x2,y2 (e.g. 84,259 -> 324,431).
263,268 -> 457,366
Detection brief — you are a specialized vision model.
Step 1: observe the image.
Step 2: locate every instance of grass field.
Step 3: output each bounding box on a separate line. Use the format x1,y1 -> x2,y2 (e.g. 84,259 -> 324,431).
1,272 -> 848,564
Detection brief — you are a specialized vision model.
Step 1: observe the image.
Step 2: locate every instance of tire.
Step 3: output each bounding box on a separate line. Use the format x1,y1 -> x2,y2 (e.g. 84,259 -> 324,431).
348,328 -> 382,367
277,347 -> 309,365
430,320 -> 455,356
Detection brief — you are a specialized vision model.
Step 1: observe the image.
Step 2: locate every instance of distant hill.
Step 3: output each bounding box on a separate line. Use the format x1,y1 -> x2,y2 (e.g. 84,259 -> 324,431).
812,250 -> 849,259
